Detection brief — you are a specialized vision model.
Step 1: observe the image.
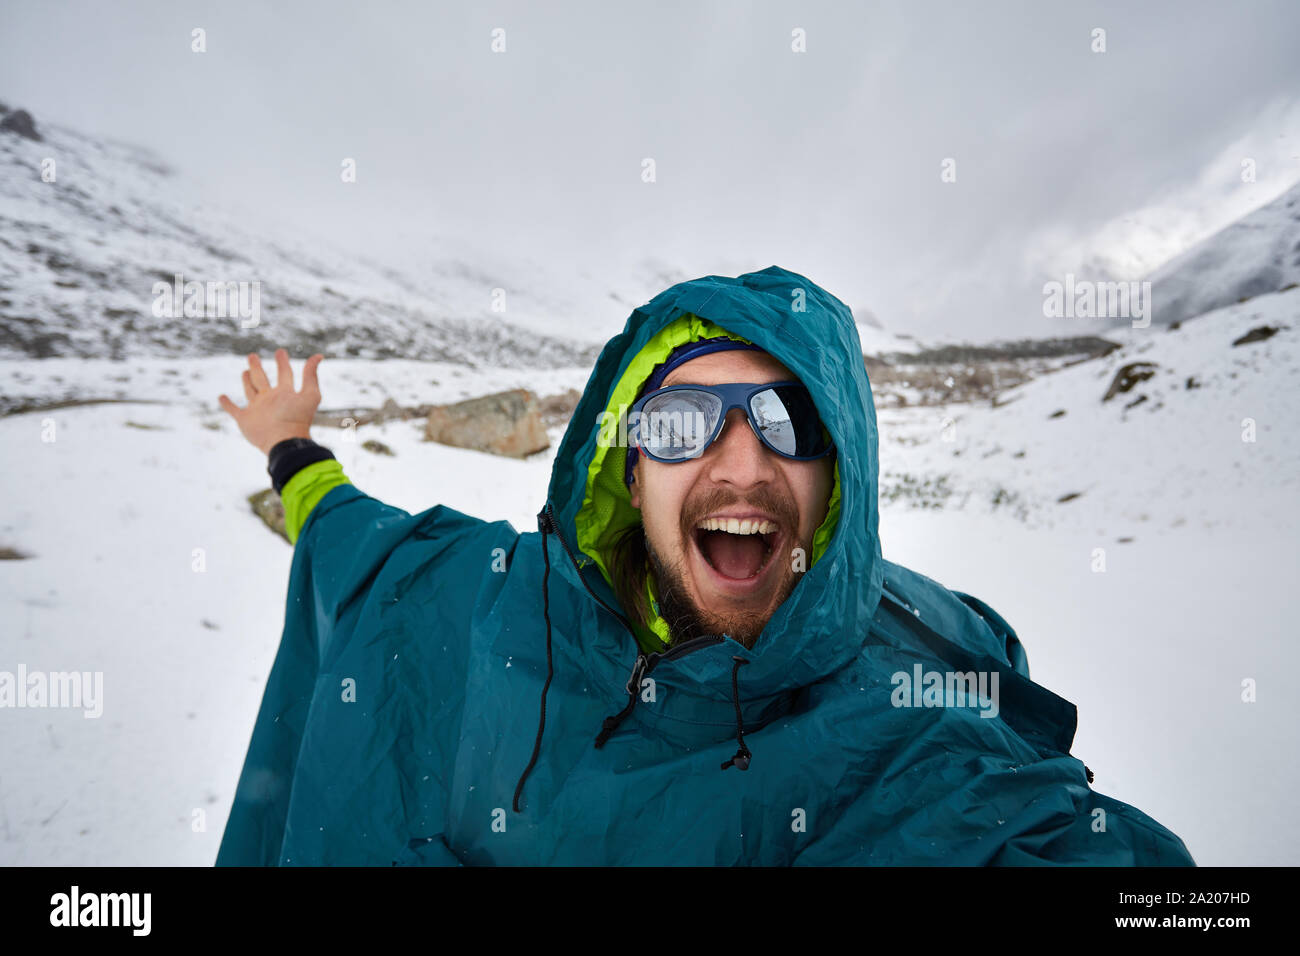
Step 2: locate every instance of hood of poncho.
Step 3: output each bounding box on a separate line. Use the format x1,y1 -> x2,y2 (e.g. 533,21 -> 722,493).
538,264 -> 883,701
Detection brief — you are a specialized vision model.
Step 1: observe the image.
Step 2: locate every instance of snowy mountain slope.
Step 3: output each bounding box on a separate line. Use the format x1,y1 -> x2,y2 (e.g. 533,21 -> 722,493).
0,113 -> 613,365
1146,178 -> 1300,326
1,107 -> 932,368
874,284 -> 1299,535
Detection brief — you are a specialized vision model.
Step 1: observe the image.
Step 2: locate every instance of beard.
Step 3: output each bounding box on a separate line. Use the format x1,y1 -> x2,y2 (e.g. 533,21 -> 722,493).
643,486 -> 809,650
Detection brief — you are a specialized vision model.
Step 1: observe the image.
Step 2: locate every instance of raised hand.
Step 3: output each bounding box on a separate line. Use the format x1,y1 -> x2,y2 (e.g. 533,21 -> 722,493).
218,349 -> 325,455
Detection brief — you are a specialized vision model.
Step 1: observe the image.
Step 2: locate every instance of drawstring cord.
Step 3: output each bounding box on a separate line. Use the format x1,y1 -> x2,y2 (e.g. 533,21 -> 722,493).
515,504 -> 641,812
720,656 -> 752,770
512,511 -> 556,813
595,654 -> 647,748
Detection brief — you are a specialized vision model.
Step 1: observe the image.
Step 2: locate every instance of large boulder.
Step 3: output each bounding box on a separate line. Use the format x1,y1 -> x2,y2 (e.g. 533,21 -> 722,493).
248,488 -> 288,542
424,388 -> 549,459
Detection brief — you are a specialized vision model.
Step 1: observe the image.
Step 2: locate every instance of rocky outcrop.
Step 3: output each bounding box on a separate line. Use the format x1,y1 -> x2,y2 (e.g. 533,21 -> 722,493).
1232,325 -> 1283,347
1102,362 -> 1158,402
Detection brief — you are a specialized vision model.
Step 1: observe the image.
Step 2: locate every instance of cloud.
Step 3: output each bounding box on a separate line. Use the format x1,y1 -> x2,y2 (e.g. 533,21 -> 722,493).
2,0 -> 1298,341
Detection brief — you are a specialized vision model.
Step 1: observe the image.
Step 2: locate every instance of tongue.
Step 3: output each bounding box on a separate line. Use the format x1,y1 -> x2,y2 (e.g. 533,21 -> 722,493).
699,530 -> 767,580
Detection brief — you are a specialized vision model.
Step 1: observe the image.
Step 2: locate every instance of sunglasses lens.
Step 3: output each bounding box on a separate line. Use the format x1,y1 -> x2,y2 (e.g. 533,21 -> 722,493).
750,385 -> 831,457
639,390 -> 722,460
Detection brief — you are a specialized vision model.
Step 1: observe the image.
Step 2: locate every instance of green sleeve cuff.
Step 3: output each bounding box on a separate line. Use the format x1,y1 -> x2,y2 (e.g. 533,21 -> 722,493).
281,458 -> 353,544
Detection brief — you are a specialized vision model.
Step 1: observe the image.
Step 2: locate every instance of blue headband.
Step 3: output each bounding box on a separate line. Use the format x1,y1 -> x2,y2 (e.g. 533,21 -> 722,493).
624,336 -> 768,486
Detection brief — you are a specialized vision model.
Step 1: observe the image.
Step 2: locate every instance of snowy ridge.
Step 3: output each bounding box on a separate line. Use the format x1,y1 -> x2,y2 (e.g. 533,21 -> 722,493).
1146,179 -> 1300,326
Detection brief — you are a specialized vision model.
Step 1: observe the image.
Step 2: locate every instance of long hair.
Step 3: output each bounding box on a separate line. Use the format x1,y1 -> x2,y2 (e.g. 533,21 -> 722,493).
607,521 -> 652,636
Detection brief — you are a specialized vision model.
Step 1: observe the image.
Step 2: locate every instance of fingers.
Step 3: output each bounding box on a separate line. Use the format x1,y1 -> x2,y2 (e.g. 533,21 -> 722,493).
247,352 -> 271,392
301,353 -> 323,397
244,349 -> 320,400
217,393 -> 241,419
274,347 -> 292,390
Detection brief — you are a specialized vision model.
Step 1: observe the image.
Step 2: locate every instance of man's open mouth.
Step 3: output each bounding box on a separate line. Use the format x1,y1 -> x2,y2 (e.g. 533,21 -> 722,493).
691,516 -> 782,581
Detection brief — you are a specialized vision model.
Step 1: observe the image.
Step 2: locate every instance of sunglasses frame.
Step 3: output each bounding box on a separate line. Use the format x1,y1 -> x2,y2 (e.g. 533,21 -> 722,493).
628,380 -> 836,466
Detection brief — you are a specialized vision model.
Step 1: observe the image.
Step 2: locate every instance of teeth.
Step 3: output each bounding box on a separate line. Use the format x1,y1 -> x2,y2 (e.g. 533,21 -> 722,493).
695,517 -> 777,535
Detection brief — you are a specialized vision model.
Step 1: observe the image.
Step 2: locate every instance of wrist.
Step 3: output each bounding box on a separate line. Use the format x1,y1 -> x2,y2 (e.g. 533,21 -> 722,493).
259,428 -> 312,456
266,436 -> 336,495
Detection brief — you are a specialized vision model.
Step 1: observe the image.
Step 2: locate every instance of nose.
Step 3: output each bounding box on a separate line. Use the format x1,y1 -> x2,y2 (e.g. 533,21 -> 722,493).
704,407 -> 778,488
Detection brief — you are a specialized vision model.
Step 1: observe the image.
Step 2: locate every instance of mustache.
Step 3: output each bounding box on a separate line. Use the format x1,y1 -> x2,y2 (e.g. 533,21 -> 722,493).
679,486 -> 800,538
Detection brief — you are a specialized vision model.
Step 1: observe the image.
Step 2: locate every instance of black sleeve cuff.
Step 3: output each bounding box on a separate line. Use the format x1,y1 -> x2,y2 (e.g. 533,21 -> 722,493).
267,437 -> 336,495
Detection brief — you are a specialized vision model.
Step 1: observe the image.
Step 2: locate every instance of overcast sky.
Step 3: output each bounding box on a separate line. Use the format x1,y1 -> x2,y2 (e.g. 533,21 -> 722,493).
3,0 -> 1299,340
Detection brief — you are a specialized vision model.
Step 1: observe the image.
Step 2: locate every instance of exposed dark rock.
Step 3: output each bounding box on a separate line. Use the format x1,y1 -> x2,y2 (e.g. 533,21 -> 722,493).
1232,325 -> 1282,347
1103,362 -> 1158,402
0,108 -> 41,141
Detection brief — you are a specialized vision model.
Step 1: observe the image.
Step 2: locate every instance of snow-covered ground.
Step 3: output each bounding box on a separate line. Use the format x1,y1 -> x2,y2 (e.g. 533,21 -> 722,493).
2,279 -> 1296,865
